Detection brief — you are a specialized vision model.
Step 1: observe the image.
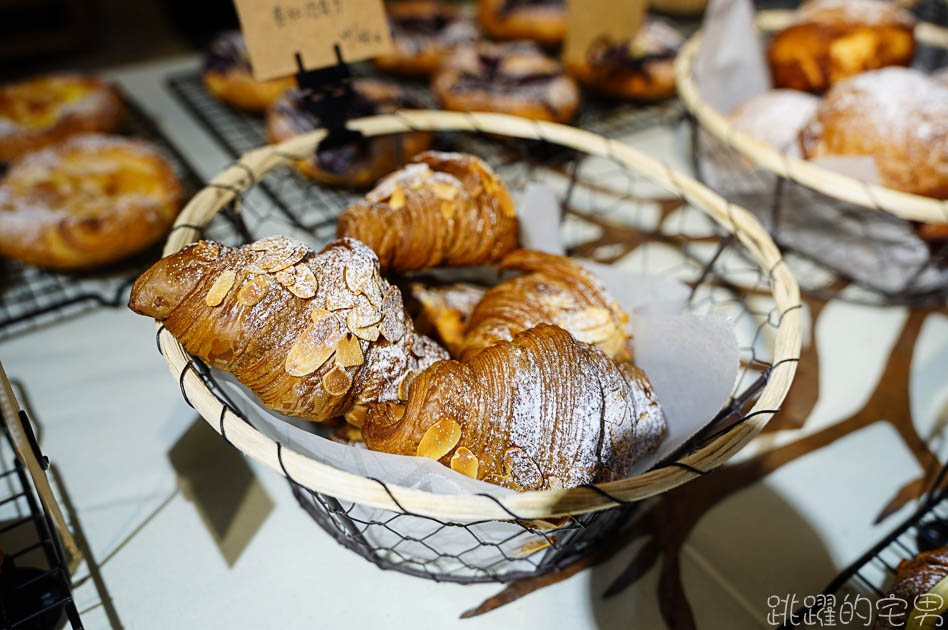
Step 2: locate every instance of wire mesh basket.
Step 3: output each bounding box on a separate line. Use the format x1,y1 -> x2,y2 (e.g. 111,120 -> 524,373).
0,97 -> 210,341
675,7 -> 948,305
780,463 -> 948,628
152,110 -> 801,583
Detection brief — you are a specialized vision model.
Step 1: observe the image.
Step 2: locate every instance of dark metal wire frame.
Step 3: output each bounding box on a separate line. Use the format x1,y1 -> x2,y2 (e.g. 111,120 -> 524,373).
0,410 -> 82,629
780,461 -> 948,628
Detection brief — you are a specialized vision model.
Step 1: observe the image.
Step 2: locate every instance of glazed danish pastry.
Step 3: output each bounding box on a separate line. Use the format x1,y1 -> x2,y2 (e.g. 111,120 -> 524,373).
477,0 -> 566,47
432,40 -> 581,123
336,151 -> 518,272
0,74 -> 124,162
799,68 -> 948,199
0,134 -> 183,269
128,237 -> 449,422
564,20 -> 684,102
767,0 -> 916,93
202,31 -> 295,112
363,323 -> 666,490
374,1 -> 479,77
266,80 -> 433,187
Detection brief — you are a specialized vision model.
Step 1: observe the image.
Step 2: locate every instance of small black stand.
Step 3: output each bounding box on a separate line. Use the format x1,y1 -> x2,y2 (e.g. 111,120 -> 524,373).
293,45 -> 365,153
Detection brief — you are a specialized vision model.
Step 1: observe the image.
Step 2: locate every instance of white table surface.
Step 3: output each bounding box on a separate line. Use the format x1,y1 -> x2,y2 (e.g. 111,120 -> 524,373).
1,55 -> 946,630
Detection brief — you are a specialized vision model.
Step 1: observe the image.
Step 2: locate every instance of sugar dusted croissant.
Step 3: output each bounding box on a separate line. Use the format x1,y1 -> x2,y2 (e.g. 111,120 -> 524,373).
410,282 -> 487,357
461,250 -> 630,361
363,324 -> 666,490
336,151 -> 518,273
128,236 -> 448,422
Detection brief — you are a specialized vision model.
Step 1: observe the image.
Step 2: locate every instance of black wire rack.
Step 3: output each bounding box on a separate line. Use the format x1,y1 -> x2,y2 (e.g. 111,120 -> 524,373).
0,96 -> 215,341
688,2 -> 948,307
0,408 -> 81,630
148,96 -> 799,581
781,463 -> 948,628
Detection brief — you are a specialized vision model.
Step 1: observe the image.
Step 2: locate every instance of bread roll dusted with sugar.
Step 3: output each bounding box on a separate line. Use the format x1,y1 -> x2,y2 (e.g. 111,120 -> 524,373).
363,324 -> 666,490
767,0 -> 916,93
729,90 -> 820,155
128,236 -> 448,422
799,67 -> 948,199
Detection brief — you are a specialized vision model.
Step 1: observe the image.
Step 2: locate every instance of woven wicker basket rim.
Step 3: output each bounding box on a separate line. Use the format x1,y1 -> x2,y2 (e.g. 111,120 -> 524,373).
157,110 -> 802,520
674,9 -> 948,225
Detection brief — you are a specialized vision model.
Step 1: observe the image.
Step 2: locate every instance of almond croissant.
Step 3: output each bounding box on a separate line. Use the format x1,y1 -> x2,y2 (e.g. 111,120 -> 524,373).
336,151 -> 518,273
363,324 -> 666,490
460,250 -> 630,361
128,236 -> 448,422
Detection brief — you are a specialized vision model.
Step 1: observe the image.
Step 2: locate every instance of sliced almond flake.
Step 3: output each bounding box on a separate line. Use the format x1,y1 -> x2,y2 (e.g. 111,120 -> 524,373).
236,275 -> 270,307
514,539 -> 553,557
205,270 -> 236,306
322,365 -> 352,397
344,405 -> 368,428
310,308 -> 334,323
289,263 -> 317,299
346,295 -> 382,330
352,323 -> 380,342
343,259 -> 372,294
193,241 -> 220,260
504,447 -> 544,491
275,267 -> 296,287
335,333 -> 364,367
284,318 -> 344,377
255,244 -> 308,274
450,447 -> 478,478
416,418 -> 461,460
388,184 -> 406,209
362,273 -> 384,309
379,312 -> 407,343
396,369 -> 419,401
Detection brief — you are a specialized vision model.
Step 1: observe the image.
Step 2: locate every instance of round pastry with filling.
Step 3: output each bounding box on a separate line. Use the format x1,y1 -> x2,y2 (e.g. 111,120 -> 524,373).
767,0 -> 916,93
0,74 -> 124,163
432,40 -> 581,123
799,67 -> 948,200
265,79 -> 433,188
875,546 -> 948,629
729,89 -> 820,155
564,20 -> 684,102
374,1 -> 479,77
0,134 -> 183,269
202,31 -> 296,112
477,0 -> 565,47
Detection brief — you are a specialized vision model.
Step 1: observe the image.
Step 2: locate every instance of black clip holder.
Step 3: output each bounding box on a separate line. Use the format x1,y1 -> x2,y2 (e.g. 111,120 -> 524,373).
294,44 -> 365,155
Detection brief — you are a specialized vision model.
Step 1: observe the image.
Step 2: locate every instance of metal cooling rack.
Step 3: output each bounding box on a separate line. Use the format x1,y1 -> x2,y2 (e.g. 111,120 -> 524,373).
781,464 -> 948,628
0,97 -> 214,341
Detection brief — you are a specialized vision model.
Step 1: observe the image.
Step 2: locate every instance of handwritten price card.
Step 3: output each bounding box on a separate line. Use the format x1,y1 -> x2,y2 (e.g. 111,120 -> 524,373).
233,0 -> 393,80
563,0 -> 647,66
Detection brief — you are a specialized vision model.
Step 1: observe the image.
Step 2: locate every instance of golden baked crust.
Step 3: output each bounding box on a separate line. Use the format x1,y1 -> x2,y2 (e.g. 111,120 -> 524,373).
374,1 -> 478,76
0,74 -> 124,163
461,249 -> 631,361
363,323 -> 666,490
128,237 -> 449,422
202,31 -> 295,112
266,79 -> 432,188
564,20 -> 684,102
478,0 -> 565,47
432,40 -> 581,123
767,0 -> 916,93
337,151 -> 518,273
0,134 -> 183,269
799,68 -> 948,199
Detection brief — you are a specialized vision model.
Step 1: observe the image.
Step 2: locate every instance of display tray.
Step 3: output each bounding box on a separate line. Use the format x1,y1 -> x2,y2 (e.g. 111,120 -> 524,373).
0,96 -> 235,341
